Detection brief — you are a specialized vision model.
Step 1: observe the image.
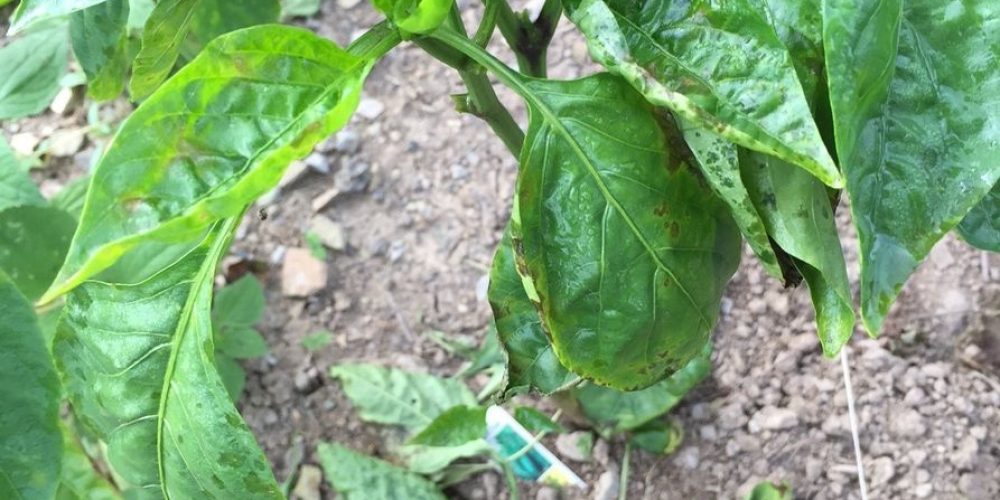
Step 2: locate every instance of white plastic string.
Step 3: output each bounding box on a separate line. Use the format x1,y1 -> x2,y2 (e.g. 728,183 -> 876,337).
841,347 -> 869,500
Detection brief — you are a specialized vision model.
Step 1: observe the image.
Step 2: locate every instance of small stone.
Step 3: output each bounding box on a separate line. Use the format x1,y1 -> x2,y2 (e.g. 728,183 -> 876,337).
270,245 -> 287,264
388,240 -> 406,262
279,160 -> 310,189
335,161 -> 371,193
9,132 -> 39,156
293,367 -> 321,394
921,362 -> 950,378
292,464 -> 322,500
592,438 -> 610,466
805,457 -> 823,481
903,387 -> 927,406
450,164 -> 470,181
869,456 -> 895,487
535,486 -> 559,500
356,98 -> 385,119
282,248 -> 328,297
554,431 -> 593,463
950,435 -> 979,469
592,470 -> 618,500
48,129 -> 86,157
718,403 -> 746,430
308,215 -> 346,251
49,87 -> 77,115
311,187 -> 340,212
673,446 -> 699,469
337,0 -> 361,9
334,129 -> 361,154
333,291 -> 352,312
914,483 -> 933,498
304,152 -> 330,173
699,425 -> 718,441
475,274 -> 490,301
748,406 -> 798,433
890,407 -> 926,437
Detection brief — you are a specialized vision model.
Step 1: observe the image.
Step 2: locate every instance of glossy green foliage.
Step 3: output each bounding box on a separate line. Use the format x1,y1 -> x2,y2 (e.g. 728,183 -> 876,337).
372,0 -> 453,34
55,224 -> 282,498
56,425 -> 122,500
0,206 -> 77,301
0,25 -> 68,120
958,183 -> 999,252
317,442 -> 446,500
183,0 -> 280,59
70,0 -> 131,101
573,345 -> 710,433
0,139 -> 45,212
488,228 -> 578,395
514,73 -> 740,390
0,273 -> 61,500
9,0 -> 107,34
825,0 -> 1000,333
567,0 -> 842,188
43,25 -> 375,303
331,364 -> 477,430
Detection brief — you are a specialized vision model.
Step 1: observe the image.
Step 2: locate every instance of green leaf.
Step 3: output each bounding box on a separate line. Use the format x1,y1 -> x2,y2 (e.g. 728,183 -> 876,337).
56,424 -> 122,500
512,73 -> 740,390
305,231 -> 328,260
629,419 -> 682,455
488,227 -> 578,395
0,206 -> 77,301
0,271 -> 62,500
0,137 -> 46,212
567,0 -> 842,188
317,442 -> 447,500
746,481 -> 793,500
51,176 -> 91,220
372,0 -> 453,34
215,354 -> 247,402
55,221 -> 283,498
681,125 -> 782,278
513,407 -> 564,434
213,274 -> 265,328
574,344 -> 711,433
216,327 -> 268,359
457,326 -> 503,377
330,363 -> 476,431
9,0 -> 107,34
70,0 -> 131,101
42,25 -> 380,304
0,25 -> 69,120
409,405 -> 486,447
182,0 -> 281,60
824,0 -> 1000,334
957,182 -> 999,252
301,330 -> 333,352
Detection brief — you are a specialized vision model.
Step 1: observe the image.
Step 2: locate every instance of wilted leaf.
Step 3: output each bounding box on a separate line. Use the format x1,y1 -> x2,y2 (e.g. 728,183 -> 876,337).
957,183 -> 999,252
42,25 -> 381,303
0,25 -> 69,120
0,272 -> 62,500
825,0 -> 1000,333
55,222 -> 282,498
70,0 -> 131,101
0,206 -> 77,301
567,0 -> 842,188
330,363 -> 476,430
317,442 -> 446,500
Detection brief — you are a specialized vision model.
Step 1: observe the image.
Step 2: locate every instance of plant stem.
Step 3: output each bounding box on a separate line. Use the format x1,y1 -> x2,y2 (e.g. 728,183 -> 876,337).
505,409 -> 562,462
474,0 -> 500,48
487,0 -> 560,78
347,20 -> 402,60
618,441 -> 631,500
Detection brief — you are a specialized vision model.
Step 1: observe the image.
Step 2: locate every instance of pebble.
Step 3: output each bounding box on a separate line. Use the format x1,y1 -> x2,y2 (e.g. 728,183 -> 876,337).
293,367 -> 321,394
592,470 -> 618,500
592,438 -> 610,466
914,483 -> 933,498
717,403 -> 746,430
869,456 -> 895,486
281,248 -> 328,297
308,215 -> 347,251
304,152 -> 330,174
337,0 -> 361,9
921,362 -> 950,378
699,425 -> 717,441
356,98 -> 385,119
903,387 -> 927,405
292,464 -> 322,500
335,161 -> 371,193
748,406 -> 798,433
889,407 -> 926,437
311,188 -> 340,212
47,128 -> 86,157
334,129 -> 361,154
554,431 -> 593,463
950,435 -> 979,469
673,446 -> 699,469
535,486 -> 559,500
10,132 -> 39,156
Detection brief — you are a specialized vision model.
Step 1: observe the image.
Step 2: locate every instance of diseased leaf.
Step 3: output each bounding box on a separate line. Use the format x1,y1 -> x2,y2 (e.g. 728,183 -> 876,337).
824,0 -> 1000,333
9,0 -> 108,34
0,271 -> 62,500
489,227 -> 578,396
372,0 -> 453,34
0,206 -> 77,301
0,25 -> 69,120
513,73 -> 740,390
70,0 -> 131,101
513,407 -> 564,434
317,442 -> 446,500
330,363 -> 477,430
56,424 -> 122,500
182,0 -> 281,59
573,344 -> 710,433
567,0 -> 842,188
0,137 -> 46,212
957,182 -> 999,252
42,25 -> 380,303
55,221 -> 283,498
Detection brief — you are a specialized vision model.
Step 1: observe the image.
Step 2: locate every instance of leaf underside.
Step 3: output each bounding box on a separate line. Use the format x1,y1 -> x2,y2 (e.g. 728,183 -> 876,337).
957,182 -> 999,252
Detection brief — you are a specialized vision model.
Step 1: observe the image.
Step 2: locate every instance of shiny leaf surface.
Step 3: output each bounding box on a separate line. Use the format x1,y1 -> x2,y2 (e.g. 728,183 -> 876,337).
70,0 -> 131,101
317,442 -> 446,500
568,0 -> 842,188
0,272 -> 62,500
514,73 -> 740,390
824,0 -> 1000,333
129,0 -> 194,100
488,228 -> 578,395
55,222 -> 282,498
43,25 -> 376,303
0,25 -> 69,120
9,0 -> 107,34
183,0 -> 280,60
0,206 -> 77,301
372,0 -> 453,34
330,364 -> 477,430
957,182 -> 999,252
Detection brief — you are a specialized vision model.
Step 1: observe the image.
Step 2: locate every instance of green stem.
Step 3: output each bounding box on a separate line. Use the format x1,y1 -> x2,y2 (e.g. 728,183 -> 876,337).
618,441 -> 631,500
347,20 -> 403,60
432,29 -> 528,96
486,0 -> 560,77
474,0 -> 500,48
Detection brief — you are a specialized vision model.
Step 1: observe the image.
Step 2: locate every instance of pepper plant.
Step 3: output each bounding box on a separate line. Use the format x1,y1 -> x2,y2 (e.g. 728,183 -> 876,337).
1,0 -> 998,497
